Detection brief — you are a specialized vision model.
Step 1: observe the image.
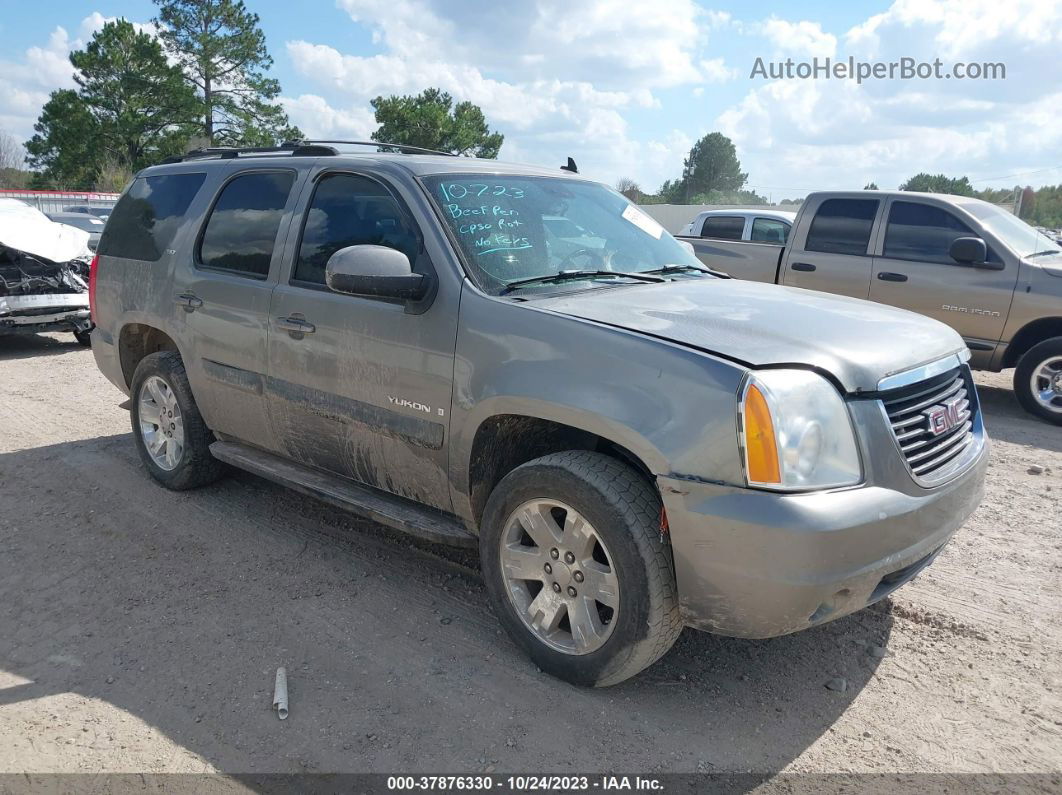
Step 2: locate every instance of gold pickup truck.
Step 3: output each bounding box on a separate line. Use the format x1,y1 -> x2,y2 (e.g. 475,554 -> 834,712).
679,191 -> 1062,424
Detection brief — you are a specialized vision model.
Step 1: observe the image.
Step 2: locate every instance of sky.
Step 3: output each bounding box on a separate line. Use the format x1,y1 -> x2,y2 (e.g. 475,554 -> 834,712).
1,0 -> 1060,200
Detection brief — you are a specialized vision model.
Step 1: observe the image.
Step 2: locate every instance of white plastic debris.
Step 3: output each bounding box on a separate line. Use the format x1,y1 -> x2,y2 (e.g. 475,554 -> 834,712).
0,198 -> 91,262
273,667 -> 289,720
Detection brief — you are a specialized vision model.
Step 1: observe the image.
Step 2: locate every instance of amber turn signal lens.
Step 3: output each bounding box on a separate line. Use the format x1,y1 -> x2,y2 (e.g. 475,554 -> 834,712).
744,383 -> 781,484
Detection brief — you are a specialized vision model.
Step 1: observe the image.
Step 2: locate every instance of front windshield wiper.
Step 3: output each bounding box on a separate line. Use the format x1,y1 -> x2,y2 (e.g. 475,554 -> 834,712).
642,263 -> 730,278
1027,250 -> 1062,258
500,269 -> 665,294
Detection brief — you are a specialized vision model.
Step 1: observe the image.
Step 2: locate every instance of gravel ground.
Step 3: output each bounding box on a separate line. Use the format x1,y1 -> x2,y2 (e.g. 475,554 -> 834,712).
0,333 -> 1059,778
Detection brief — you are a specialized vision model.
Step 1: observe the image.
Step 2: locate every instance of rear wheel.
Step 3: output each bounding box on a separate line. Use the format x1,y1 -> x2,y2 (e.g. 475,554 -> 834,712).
73,328 -> 92,347
130,351 -> 227,489
480,451 -> 681,687
1014,337 -> 1062,425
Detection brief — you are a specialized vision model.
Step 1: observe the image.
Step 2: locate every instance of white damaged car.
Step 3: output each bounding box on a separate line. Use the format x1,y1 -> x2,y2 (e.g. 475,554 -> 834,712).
0,198 -> 94,346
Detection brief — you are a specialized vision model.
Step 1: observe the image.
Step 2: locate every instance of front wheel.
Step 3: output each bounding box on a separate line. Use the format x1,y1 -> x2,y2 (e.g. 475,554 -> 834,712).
480,451 -> 681,687
1014,337 -> 1062,425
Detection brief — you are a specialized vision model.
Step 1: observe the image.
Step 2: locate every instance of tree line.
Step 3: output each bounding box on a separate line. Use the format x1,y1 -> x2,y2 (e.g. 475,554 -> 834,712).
616,135 -> 1062,228
8,1 -> 504,192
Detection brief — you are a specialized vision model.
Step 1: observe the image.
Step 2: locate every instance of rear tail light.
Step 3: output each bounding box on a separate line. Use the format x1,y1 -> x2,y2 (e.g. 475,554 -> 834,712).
88,254 -> 99,324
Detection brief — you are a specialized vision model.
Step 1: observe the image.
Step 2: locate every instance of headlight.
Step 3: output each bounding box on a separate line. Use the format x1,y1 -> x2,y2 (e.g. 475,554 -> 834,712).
739,369 -> 862,491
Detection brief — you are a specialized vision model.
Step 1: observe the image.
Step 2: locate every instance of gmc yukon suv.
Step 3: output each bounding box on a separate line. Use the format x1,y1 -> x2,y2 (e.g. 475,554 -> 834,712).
678,191 -> 1062,424
90,143 -> 987,686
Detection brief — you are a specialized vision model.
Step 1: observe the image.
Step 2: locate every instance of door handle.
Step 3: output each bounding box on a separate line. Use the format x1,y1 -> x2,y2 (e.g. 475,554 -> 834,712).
877,271 -> 909,282
276,315 -> 316,335
790,262 -> 816,272
175,292 -> 203,311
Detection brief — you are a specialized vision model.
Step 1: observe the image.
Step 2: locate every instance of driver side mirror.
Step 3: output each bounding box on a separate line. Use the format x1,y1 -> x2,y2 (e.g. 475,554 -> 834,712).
325,245 -> 429,301
949,236 -> 988,266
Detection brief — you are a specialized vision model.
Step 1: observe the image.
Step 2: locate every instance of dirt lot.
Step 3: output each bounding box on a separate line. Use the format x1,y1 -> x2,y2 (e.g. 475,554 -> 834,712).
0,333 -> 1059,778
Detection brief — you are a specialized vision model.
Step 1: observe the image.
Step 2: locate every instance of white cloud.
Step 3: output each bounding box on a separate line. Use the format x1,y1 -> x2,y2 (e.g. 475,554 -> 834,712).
700,58 -> 737,83
282,0 -> 722,187
280,94 -> 377,139
758,17 -> 837,58
0,12 -> 167,145
718,0 -> 1062,195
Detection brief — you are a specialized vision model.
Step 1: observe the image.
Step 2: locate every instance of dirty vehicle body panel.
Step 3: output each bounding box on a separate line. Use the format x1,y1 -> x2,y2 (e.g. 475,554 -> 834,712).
678,191 -> 1062,375
93,151 -> 988,674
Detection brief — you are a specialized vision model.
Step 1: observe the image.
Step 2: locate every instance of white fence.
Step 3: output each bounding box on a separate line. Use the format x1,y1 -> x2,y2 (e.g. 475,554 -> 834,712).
0,189 -> 119,216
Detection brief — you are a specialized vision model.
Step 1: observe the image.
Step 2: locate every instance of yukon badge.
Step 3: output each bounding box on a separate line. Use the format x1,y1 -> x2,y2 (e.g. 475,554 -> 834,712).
924,394 -> 970,436
388,396 -> 445,417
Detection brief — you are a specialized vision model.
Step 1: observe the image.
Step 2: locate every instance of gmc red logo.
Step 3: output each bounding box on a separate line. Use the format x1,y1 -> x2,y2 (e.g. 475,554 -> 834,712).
924,395 -> 970,436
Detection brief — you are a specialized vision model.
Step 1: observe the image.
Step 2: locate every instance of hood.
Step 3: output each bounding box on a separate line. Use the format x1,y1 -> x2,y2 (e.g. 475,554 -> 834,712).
537,279 -> 966,393
0,201 -> 92,263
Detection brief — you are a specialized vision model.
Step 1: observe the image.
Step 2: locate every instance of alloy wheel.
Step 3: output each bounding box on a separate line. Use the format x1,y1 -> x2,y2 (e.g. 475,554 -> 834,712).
499,499 -> 619,655
138,375 -> 185,470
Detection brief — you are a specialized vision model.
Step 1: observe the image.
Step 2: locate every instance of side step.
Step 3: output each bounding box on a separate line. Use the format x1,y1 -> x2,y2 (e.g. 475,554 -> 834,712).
210,441 -> 477,548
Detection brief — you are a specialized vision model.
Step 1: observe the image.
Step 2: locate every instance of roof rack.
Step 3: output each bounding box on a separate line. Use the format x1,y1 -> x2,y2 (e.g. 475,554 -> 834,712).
301,139 -> 458,156
161,139 -> 459,164
161,141 -> 338,164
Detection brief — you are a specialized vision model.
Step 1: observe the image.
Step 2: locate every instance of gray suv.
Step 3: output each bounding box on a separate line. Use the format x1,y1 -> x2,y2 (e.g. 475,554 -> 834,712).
90,142 -> 987,686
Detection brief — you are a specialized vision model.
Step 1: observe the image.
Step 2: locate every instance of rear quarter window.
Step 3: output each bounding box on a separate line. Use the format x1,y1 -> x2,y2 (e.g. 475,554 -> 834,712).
197,171 -> 295,278
96,173 -> 206,261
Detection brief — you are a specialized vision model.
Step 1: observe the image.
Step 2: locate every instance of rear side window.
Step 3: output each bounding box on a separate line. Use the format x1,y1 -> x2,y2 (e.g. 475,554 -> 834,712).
97,173 -> 206,261
293,173 -> 420,286
805,199 -> 878,255
198,171 -> 295,277
884,201 -> 977,264
751,217 -> 789,245
700,215 -> 744,240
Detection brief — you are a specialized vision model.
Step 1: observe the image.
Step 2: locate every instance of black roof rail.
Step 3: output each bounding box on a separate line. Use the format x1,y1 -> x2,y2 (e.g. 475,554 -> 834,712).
300,139 -> 458,156
160,141 -> 339,164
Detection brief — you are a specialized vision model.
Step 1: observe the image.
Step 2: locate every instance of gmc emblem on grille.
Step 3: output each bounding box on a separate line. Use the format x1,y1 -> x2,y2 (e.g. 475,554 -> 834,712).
924,395 -> 970,436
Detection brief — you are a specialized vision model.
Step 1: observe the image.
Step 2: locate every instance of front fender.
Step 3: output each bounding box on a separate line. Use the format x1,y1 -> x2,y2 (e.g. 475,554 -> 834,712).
448,286 -> 748,519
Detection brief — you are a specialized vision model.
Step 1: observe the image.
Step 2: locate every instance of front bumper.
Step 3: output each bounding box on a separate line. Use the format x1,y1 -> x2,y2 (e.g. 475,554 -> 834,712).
659,439 -> 988,638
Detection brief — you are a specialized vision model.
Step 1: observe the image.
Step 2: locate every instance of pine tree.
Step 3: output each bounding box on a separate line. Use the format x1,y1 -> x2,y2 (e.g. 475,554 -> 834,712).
154,0 -> 301,146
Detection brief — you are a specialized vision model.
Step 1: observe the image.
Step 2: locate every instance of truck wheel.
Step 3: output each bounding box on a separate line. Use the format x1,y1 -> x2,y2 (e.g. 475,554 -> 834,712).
480,451 -> 682,687
73,328 -> 92,347
130,351 -> 227,490
1014,338 -> 1062,425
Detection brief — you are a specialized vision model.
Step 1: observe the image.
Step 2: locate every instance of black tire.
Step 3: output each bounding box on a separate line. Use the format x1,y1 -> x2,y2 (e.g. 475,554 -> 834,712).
1013,337 -> 1062,425
130,351 -> 227,490
73,328 -> 92,346
480,451 -> 682,687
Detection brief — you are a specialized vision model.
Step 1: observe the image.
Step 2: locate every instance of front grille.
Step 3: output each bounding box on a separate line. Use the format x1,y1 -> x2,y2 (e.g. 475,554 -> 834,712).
881,366 -> 980,486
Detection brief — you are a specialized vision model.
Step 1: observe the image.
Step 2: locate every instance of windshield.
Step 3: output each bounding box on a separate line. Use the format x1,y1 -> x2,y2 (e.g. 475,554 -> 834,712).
423,174 -> 704,294
958,200 -> 1062,258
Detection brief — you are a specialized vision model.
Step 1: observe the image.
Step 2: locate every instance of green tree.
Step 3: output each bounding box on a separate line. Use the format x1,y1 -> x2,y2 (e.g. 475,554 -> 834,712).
155,0 -> 301,146
26,21 -> 198,187
616,177 -> 642,201
899,173 -> 974,196
864,182 -> 879,190
371,88 -> 503,157
677,132 -> 747,201
25,91 -> 100,187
